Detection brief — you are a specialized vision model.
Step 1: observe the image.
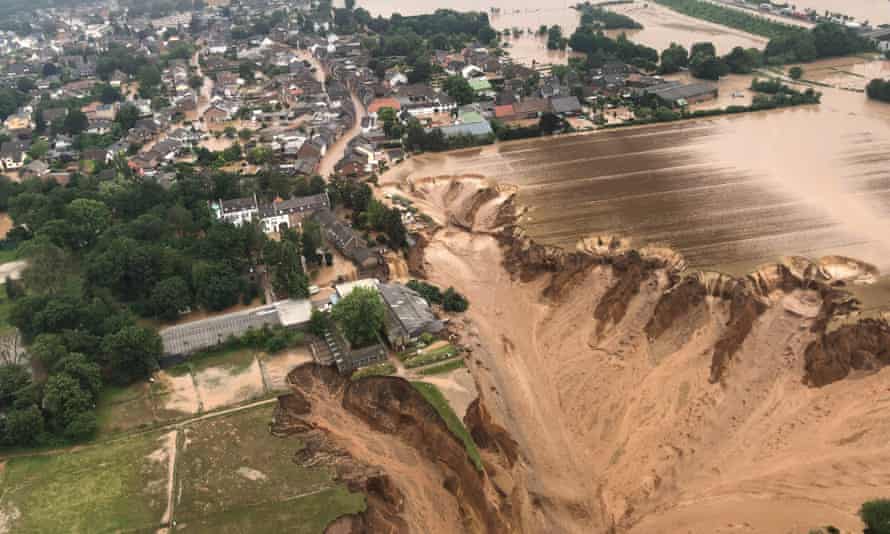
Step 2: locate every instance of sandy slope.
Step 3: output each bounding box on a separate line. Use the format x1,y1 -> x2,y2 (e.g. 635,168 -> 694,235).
396,176 -> 890,533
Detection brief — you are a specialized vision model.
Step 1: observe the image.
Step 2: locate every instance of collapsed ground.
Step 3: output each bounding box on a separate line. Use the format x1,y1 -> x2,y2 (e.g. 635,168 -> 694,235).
360,175 -> 890,533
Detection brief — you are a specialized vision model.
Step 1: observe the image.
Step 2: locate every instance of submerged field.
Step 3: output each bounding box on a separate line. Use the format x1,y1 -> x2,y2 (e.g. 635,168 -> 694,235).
385,93 -> 890,279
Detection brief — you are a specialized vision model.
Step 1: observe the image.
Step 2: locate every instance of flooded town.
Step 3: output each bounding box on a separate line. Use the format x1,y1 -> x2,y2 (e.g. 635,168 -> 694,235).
2,0 -> 890,533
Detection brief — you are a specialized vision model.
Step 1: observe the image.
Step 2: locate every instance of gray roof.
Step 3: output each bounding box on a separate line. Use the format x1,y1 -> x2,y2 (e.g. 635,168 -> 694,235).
550,96 -> 582,114
647,82 -> 718,103
378,282 -> 444,339
437,120 -> 493,139
258,193 -> 330,218
160,305 -> 281,355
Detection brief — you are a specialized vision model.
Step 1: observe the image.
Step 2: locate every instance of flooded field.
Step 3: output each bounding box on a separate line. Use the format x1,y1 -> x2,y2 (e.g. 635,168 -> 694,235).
386,76 -> 890,278
348,0 -> 766,64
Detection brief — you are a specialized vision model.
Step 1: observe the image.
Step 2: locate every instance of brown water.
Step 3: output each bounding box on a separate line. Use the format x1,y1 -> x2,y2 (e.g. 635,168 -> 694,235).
788,0 -> 890,25
385,63 -> 890,276
348,0 -> 766,64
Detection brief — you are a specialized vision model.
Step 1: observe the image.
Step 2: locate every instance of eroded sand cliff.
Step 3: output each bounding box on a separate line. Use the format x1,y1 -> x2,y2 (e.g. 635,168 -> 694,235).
279,176 -> 890,533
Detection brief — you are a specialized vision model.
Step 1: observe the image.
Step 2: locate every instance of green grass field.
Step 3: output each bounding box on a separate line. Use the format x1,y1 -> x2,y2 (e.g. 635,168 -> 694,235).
411,381 -> 483,471
189,346 -> 257,373
94,382 -> 157,437
418,359 -> 466,376
4,405 -> 366,534
404,344 -> 460,369
0,432 -> 171,533
351,361 -> 396,381
175,405 -> 364,531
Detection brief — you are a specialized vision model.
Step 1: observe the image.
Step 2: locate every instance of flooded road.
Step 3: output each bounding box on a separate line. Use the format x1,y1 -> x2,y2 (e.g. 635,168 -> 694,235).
385,74 -> 890,277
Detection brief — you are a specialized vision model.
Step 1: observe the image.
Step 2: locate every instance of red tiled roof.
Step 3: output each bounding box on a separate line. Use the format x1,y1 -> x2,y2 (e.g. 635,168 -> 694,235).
368,98 -> 401,114
494,104 -> 515,118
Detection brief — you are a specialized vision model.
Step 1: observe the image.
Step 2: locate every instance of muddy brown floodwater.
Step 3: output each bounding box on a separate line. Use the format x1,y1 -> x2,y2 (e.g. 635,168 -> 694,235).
385,71 -> 890,286
343,0 -> 767,64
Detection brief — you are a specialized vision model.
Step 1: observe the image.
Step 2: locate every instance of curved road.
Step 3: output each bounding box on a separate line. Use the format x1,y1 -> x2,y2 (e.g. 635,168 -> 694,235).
295,49 -> 367,178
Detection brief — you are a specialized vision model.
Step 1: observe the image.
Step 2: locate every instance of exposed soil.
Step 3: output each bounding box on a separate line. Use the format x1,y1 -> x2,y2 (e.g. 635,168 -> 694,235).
195,360 -> 265,411
274,364 -> 518,533
391,177 -> 890,533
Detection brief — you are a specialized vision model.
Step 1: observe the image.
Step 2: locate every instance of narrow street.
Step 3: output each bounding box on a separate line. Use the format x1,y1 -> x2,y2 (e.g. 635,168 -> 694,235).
294,47 -> 367,178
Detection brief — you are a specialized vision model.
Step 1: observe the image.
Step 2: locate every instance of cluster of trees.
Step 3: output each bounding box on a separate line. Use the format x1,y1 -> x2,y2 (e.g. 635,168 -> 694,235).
547,25 -> 567,51
263,228 -> 311,299
0,87 -> 30,121
406,280 -> 469,312
576,3 -> 643,30
660,41 -> 761,79
860,499 -> 890,534
331,286 -> 385,348
328,178 -> 407,248
366,9 -> 497,44
866,78 -> 890,103
442,76 -> 475,106
763,22 -> 872,64
0,155 -> 350,447
568,28 -> 658,69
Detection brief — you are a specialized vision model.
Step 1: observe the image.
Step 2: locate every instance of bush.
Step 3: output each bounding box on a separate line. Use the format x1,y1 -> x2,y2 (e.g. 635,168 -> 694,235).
789,66 -> 803,79
861,499 -> 890,534
442,287 -> 469,312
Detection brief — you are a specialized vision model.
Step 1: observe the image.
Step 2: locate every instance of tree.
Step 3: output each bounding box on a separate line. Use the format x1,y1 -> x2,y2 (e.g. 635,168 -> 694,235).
860,499 -> 890,534
301,219 -> 322,264
345,0 -> 355,9
723,46 -> 760,74
98,84 -> 122,104
189,74 -> 204,91
100,325 -> 162,384
442,76 -> 474,105
0,363 -> 30,407
690,41 -> 716,59
377,106 -> 400,138
547,25 -> 566,50
115,103 -> 140,131
689,54 -> 729,80
67,198 -> 112,248
239,61 -> 256,83
63,108 -> 89,135
308,308 -> 331,337
193,261 -> 242,311
331,286 -> 385,348
150,276 -> 192,321
3,406 -> 44,445
137,65 -> 162,96
27,139 -> 49,160
539,112 -> 562,135
659,43 -> 688,74
442,287 -> 469,312
789,66 -> 803,80
28,333 -> 68,369
54,352 -> 102,398
407,60 -> 432,84
16,77 -> 35,93
43,373 -> 92,428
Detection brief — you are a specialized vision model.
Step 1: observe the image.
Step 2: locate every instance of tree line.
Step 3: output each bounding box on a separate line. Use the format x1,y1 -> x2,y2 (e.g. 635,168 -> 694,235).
0,158 -> 351,447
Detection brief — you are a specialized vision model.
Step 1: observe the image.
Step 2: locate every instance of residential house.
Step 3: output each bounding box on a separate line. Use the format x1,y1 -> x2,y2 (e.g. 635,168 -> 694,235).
550,96 -> 583,116
378,282 -> 444,350
3,112 -> 32,131
0,141 -> 27,171
311,209 -> 380,271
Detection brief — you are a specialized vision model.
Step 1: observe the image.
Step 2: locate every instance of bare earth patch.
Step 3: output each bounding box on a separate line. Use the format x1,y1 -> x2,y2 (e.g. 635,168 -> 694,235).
194,358 -> 265,411
261,348 -> 313,392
